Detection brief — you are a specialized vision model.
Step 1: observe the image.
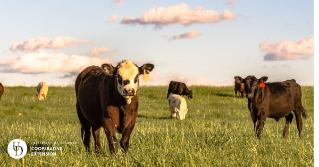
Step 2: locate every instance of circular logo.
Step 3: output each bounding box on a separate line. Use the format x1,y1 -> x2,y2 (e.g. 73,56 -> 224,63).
7,139 -> 27,159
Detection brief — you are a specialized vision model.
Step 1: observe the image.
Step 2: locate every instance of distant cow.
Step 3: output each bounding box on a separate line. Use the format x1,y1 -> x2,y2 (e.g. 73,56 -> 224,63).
36,82 -> 48,100
234,76 -> 245,97
76,60 -> 154,154
101,63 -> 114,74
236,76 -> 307,139
169,94 -> 188,120
167,81 -> 193,99
0,83 -> 4,100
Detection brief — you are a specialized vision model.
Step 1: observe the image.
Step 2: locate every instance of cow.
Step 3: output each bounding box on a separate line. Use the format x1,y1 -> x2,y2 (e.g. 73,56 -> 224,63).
0,83 -> 4,100
169,94 -> 188,120
236,75 -> 307,139
167,81 -> 193,99
75,60 -> 154,154
101,63 -> 113,74
36,82 -> 48,100
234,76 -> 245,97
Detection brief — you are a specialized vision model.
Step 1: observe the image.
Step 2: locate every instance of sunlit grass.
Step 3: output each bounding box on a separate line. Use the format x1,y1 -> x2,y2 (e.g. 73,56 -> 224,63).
0,85 -> 314,166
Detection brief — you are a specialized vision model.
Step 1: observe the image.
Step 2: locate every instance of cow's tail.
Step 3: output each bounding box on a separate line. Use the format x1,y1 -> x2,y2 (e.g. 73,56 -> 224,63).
301,106 -> 307,119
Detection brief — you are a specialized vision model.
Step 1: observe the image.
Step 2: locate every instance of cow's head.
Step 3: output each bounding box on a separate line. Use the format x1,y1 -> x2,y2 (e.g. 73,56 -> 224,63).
36,94 -> 45,100
102,60 -> 154,104
236,76 -> 268,99
188,90 -> 193,99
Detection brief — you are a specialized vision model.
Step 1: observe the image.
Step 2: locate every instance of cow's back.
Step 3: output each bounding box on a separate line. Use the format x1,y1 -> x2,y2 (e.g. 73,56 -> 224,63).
169,94 -> 182,111
76,66 -> 112,126
169,81 -> 184,94
262,80 -> 301,118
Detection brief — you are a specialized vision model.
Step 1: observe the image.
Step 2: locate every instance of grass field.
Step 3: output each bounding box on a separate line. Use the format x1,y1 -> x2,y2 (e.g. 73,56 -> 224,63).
0,85 -> 314,166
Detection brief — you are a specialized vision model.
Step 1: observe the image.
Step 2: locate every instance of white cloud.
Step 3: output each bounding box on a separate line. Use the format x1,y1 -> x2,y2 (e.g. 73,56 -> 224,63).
260,37 -> 314,61
88,47 -> 112,57
121,3 -> 237,28
10,36 -> 90,52
225,0 -> 236,7
107,14 -> 118,22
170,31 -> 201,40
0,51 -> 111,73
110,0 -> 125,7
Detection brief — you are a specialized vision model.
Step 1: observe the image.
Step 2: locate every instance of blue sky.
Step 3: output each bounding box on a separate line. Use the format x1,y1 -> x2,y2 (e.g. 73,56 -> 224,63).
0,0 -> 314,86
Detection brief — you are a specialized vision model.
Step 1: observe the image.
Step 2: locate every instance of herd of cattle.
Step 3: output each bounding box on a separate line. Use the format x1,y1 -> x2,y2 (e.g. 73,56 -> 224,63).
0,59 -> 308,155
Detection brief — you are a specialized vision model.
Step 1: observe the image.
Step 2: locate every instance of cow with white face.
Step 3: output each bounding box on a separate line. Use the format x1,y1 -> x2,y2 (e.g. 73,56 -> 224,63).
76,60 -> 154,154
104,60 -> 153,104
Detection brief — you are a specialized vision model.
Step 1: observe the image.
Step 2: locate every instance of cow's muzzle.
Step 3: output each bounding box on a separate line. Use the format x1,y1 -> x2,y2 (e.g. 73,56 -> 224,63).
246,93 -> 253,99
123,88 -> 135,96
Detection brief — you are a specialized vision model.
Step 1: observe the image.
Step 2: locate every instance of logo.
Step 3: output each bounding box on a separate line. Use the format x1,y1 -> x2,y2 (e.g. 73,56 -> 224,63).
8,139 -> 27,159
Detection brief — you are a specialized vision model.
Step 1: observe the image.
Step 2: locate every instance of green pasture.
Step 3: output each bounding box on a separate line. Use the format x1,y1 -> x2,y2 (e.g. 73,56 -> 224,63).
0,85 -> 314,166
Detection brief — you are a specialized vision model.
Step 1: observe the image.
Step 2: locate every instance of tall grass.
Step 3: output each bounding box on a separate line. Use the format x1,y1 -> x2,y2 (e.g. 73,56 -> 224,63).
0,85 -> 314,166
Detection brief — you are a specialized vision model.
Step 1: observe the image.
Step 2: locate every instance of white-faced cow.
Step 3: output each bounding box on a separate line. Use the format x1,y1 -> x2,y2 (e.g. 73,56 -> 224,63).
234,76 -> 245,97
169,94 -> 188,120
75,60 -> 154,154
167,81 -> 193,99
236,76 -> 307,139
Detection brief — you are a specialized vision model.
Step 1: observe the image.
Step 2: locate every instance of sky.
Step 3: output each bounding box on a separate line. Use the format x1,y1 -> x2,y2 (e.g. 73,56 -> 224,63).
0,0 -> 315,86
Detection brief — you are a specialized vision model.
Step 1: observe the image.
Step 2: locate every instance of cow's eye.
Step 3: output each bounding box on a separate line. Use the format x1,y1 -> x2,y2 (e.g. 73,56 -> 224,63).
134,75 -> 138,83
118,75 -> 123,84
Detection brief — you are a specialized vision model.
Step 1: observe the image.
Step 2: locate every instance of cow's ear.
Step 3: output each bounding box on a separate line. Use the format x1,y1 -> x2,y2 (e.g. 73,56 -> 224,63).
258,76 -> 268,83
139,63 -> 154,74
101,63 -> 116,74
234,76 -> 243,84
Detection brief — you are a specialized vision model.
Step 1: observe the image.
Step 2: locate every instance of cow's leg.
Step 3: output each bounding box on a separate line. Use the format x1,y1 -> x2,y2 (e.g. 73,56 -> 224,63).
120,121 -> 136,153
239,91 -> 242,97
167,91 -> 170,99
283,113 -> 293,138
76,102 -> 92,152
256,114 -> 267,139
235,90 -> 237,97
293,108 -> 303,139
103,118 -> 119,154
248,100 -> 257,132
240,91 -> 244,97
92,125 -> 102,152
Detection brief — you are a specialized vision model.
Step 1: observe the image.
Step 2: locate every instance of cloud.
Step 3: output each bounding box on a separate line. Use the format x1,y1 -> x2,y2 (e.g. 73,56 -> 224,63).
107,14 -> 118,22
57,72 -> 79,79
10,36 -> 90,52
262,64 -> 291,70
139,71 -> 231,86
260,37 -> 314,61
170,31 -> 201,40
225,0 -> 236,7
120,3 -> 237,28
88,47 -> 112,57
0,51 -> 111,73
110,0 -> 125,7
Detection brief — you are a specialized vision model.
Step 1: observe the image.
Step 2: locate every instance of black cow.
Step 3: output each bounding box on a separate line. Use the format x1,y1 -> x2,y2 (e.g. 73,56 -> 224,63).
76,60 -> 154,154
234,76 -> 245,97
167,81 -> 193,99
0,83 -> 4,100
236,76 -> 307,139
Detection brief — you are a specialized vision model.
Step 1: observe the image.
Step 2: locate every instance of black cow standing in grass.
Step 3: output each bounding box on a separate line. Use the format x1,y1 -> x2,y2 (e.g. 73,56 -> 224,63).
236,76 -> 307,139
0,83 -> 4,100
167,81 -> 193,99
234,76 -> 245,97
